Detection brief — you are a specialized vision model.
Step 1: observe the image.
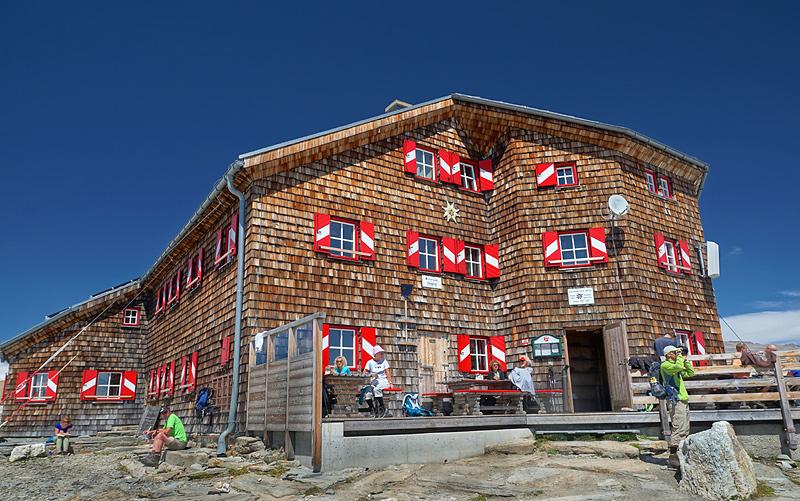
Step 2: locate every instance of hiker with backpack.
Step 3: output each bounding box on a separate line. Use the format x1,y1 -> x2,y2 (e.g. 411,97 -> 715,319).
660,345 -> 695,468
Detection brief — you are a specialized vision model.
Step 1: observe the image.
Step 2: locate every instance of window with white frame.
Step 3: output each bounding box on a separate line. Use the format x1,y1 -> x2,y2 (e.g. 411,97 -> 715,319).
674,330 -> 690,349
30,373 -> 48,399
470,338 -> 489,372
329,220 -> 356,258
663,240 -> 678,272
559,232 -> 590,266
419,237 -> 439,271
460,162 -> 478,191
465,245 -> 483,278
556,164 -> 577,186
415,148 -> 435,180
95,372 -> 122,398
657,176 -> 672,198
328,328 -> 356,368
123,308 -> 139,327
645,171 -> 656,194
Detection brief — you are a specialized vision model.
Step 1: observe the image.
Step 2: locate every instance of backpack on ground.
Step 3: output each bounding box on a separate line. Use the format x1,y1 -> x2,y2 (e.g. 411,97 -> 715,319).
402,393 -> 433,417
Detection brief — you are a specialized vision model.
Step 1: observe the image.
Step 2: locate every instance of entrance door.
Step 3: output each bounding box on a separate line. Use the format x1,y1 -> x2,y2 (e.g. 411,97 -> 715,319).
565,330 -> 611,412
602,321 -> 633,411
417,336 -> 449,394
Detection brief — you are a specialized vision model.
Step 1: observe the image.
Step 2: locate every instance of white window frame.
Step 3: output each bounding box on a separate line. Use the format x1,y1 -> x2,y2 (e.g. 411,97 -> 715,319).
123,308 -> 139,327
30,373 -> 48,399
645,171 -> 656,193
328,327 -> 357,369
470,337 -> 489,373
657,176 -> 672,198
556,164 -> 576,186
464,245 -> 483,278
415,148 -> 435,180
329,220 -> 356,259
418,237 -> 439,271
559,232 -> 591,267
664,240 -> 678,272
95,372 -> 123,398
460,162 -> 478,191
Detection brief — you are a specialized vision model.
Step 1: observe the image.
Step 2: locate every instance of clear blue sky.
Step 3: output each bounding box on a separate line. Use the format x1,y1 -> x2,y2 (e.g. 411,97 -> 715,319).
1,1 -> 799,344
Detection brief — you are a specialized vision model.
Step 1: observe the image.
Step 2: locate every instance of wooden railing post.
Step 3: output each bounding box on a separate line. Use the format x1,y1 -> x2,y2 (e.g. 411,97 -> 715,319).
284,327 -> 295,460
311,318 -> 322,472
774,357 -> 798,456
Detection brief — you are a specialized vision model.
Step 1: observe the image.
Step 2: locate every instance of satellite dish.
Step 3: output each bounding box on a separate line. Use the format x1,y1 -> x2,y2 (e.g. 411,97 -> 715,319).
608,195 -> 630,219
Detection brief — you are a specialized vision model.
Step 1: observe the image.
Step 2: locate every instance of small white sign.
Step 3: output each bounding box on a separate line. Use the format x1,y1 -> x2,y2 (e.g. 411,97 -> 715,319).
568,287 -> 595,306
421,275 -> 443,289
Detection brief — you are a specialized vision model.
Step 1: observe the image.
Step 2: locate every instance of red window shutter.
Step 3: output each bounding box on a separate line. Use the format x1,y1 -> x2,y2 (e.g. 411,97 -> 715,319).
360,327 -> 377,369
228,212 -> 238,257
678,240 -> 692,274
179,355 -> 188,388
215,227 -> 224,262
457,334 -> 471,373
197,249 -> 204,281
484,244 -> 500,278
403,140 -> 417,174
147,370 -> 156,398
438,149 -> 452,184
692,331 -> 708,366
167,360 -> 175,396
314,213 -> 331,252
359,221 -> 375,260
455,240 -> 467,275
654,233 -> 668,268
490,336 -> 507,371
15,371 -> 29,401
45,370 -> 60,401
406,230 -> 420,268
322,324 -> 331,371
187,351 -> 199,392
543,232 -> 561,267
157,365 -> 165,394
589,227 -> 608,263
221,336 -> 231,366
478,159 -> 494,191
451,154 -> 462,187
174,270 -> 181,301
80,370 -> 98,400
442,237 -> 458,273
535,163 -> 557,187
121,371 -> 137,400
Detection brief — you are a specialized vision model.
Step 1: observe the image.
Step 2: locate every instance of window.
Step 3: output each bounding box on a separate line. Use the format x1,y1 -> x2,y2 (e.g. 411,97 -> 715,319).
186,250 -> 203,288
328,327 -> 356,369
419,237 -> 439,271
329,220 -> 356,259
469,338 -> 489,372
555,163 -> 577,187
215,212 -> 238,264
95,372 -> 122,398
460,161 -> 478,191
646,170 -> 673,199
657,176 -> 673,198
29,373 -> 48,399
559,232 -> 590,267
645,170 -> 656,194
415,148 -> 435,180
464,245 -> 483,278
167,271 -> 180,304
674,330 -> 690,348
663,240 -> 678,272
122,308 -> 140,327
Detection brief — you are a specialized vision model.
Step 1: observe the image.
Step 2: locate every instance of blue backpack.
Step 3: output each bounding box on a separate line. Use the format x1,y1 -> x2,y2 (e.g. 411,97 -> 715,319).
196,387 -> 211,414
402,393 -> 434,417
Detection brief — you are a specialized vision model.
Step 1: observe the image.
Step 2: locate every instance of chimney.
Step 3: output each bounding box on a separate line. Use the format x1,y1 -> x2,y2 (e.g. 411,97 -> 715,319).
385,99 -> 413,113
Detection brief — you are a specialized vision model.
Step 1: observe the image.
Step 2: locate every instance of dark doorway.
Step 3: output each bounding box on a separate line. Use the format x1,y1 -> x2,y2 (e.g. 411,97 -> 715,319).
566,330 -> 612,412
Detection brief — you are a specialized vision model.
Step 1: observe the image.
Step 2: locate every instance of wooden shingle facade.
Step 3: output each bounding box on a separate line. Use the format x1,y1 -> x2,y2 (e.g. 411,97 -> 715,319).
1,94 -> 721,436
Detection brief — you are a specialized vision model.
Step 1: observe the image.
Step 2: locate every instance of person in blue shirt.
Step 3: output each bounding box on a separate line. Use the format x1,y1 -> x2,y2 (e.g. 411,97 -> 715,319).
331,356 -> 352,375
54,416 -> 73,455
653,332 -> 677,357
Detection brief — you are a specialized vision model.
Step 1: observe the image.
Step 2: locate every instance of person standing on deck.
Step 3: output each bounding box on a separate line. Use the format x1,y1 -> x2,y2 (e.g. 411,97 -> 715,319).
660,345 -> 695,468
653,331 -> 678,357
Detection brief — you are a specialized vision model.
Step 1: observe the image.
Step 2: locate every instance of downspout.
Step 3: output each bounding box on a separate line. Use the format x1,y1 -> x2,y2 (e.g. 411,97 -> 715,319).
217,166 -> 247,456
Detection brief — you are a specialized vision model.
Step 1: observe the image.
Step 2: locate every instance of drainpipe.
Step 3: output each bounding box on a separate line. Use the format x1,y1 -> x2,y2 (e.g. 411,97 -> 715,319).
217,169 -> 246,456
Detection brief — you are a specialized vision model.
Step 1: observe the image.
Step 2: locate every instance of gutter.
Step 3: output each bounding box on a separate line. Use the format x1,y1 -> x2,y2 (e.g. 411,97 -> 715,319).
217,170 -> 247,456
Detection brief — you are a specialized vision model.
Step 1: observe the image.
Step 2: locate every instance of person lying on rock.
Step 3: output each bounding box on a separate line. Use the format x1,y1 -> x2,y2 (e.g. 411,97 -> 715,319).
143,406 -> 187,462
54,416 -> 73,455
660,345 -> 695,468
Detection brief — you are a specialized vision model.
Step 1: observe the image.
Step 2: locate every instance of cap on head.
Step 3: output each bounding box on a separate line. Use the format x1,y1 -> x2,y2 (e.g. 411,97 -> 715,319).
373,345 -> 384,356
663,346 -> 682,356
159,406 -> 170,414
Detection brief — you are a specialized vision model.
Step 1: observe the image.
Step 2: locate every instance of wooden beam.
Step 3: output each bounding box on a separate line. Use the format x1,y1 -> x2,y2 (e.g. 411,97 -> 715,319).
632,391 -> 800,405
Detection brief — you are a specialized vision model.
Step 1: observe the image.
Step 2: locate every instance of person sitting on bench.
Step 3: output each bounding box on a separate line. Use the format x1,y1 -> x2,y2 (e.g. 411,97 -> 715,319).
486,359 -> 506,380
363,345 -> 392,418
330,356 -> 352,375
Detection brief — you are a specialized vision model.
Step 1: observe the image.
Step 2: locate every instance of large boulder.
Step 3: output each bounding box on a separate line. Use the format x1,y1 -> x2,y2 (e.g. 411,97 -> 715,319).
164,450 -> 209,468
8,445 -> 31,463
28,443 -> 46,458
542,440 -> 640,459
235,436 -> 265,455
679,421 -> 757,500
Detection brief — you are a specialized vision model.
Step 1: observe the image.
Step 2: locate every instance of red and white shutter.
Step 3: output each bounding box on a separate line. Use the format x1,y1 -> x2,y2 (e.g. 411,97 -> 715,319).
543,231 -> 561,267
654,233 -> 668,268
478,159 -> 494,191
589,227 -> 608,263
692,331 -> 708,367
403,140 -> 417,174
215,227 -> 224,262
535,163 -> 557,187
221,336 -> 231,366
121,371 -> 137,400
450,154 -> 462,187
167,361 -> 175,396
227,212 -> 238,257
360,327 -> 377,369
490,336 -> 507,371
322,324 -> 331,371
314,213 -> 331,253
179,355 -> 188,389
678,240 -> 692,274
438,149 -> 452,184
359,221 -> 375,260
455,239 -> 466,275
442,237 -> 458,273
457,334 -> 471,373
196,249 -> 203,281
484,244 -> 500,278
15,372 -> 29,401
45,370 -> 59,401
147,370 -> 156,397
406,230 -> 420,268
187,351 -> 199,392
80,370 -> 98,400
157,365 -> 166,395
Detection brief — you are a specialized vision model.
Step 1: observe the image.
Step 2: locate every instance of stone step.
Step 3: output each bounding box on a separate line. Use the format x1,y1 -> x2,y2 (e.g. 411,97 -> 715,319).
111,425 -> 139,432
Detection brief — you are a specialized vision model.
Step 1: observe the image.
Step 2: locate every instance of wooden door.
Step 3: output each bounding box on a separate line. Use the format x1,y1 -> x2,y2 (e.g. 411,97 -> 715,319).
418,336 -> 449,394
602,321 -> 633,411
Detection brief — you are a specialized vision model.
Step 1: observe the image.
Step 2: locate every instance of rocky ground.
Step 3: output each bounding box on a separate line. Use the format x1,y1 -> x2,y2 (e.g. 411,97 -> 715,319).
1,434 -> 800,500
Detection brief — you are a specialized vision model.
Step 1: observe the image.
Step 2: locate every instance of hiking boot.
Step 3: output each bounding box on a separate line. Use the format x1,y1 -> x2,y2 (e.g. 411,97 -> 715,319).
668,453 -> 680,469
139,453 -> 160,467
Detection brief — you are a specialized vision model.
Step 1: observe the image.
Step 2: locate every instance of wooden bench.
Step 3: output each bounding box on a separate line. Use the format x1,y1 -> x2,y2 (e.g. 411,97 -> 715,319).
421,392 -> 453,416
452,389 -> 524,416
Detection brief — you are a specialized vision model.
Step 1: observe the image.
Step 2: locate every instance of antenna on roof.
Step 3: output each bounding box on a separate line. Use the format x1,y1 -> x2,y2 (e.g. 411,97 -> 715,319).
385,99 -> 412,113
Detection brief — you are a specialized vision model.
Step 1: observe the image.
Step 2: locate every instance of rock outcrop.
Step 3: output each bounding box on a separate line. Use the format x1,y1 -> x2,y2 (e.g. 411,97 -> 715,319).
8,444 -> 46,463
679,421 -> 757,500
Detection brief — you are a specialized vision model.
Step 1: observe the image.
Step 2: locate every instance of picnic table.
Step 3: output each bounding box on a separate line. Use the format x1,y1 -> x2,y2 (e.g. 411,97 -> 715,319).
445,379 -> 525,415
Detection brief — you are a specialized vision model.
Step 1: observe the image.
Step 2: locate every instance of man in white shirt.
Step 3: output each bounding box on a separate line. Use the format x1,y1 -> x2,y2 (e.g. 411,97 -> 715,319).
363,345 -> 392,417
